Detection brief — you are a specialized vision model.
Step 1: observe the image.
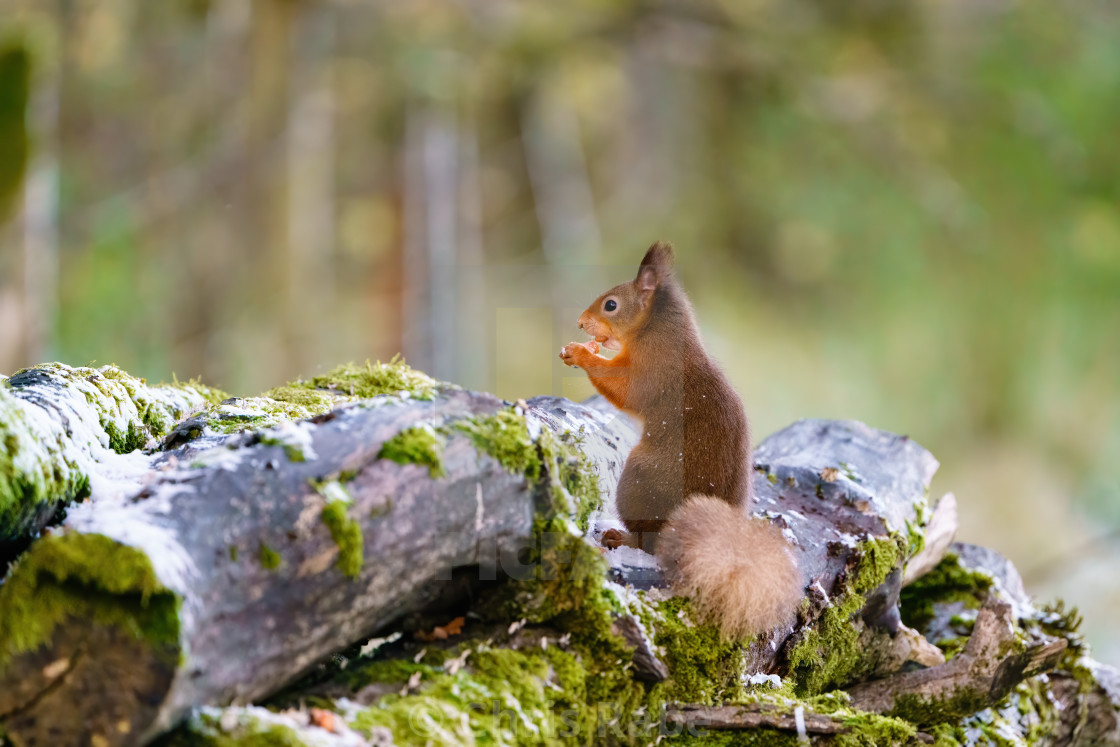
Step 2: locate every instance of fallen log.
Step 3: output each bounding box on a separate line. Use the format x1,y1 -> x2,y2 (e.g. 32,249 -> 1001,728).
1,361 -> 1114,747
1,369 -> 939,745
162,414 -> 963,746
0,381 -> 632,746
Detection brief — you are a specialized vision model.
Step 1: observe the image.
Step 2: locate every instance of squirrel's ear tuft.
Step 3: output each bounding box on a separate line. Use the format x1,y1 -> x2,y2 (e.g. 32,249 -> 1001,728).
641,241 -> 675,270
637,241 -> 674,295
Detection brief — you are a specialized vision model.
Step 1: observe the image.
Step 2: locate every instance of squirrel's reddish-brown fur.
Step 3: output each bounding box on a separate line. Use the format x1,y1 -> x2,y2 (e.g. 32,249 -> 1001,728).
560,242 -> 802,638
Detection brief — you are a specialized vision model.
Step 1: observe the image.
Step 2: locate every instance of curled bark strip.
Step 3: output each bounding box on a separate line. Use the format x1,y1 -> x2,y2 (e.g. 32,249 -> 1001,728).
847,600 -> 1067,723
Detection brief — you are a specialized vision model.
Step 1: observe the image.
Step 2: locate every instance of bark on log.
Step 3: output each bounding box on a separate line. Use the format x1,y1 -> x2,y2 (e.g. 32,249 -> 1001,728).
664,703 -> 936,743
666,703 -> 856,734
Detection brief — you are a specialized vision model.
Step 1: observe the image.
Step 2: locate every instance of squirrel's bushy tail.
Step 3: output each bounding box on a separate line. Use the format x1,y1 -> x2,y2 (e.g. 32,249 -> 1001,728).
658,495 -> 802,639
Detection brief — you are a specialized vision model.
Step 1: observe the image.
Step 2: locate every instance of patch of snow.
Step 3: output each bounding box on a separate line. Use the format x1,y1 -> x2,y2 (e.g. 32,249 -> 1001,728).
745,673 -> 783,688
268,421 -> 319,462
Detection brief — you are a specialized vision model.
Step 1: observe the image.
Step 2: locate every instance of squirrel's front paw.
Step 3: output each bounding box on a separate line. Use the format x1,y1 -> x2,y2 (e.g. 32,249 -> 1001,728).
559,340 -> 598,367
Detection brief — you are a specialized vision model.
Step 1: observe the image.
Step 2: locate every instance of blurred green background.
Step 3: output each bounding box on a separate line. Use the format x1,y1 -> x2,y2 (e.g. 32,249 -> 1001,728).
0,0 -> 1117,662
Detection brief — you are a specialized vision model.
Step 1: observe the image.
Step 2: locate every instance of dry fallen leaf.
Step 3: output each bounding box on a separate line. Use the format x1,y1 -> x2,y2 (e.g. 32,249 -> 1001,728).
820,467 -> 840,482
309,708 -> 337,733
416,616 -> 466,641
42,658 -> 70,680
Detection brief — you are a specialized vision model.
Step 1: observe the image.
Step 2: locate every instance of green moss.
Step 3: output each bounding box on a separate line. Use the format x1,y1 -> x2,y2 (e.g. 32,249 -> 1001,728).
166,375 -> 230,406
204,398 -> 331,438
786,535 -> 905,695
261,386 -> 340,410
258,429 -> 308,462
377,425 -> 445,478
899,553 -> 993,631
1035,598 -> 1085,670
164,380 -> 342,447
229,545 -> 239,562
258,543 -> 281,571
345,640 -> 670,746
650,597 -> 746,704
287,356 -> 441,400
905,519 -> 925,559
934,635 -> 969,660
1014,676 -> 1062,742
455,408 -> 541,480
165,358 -> 439,447
102,417 -> 147,453
668,731 -> 800,746
835,711 -> 917,746
947,613 -> 975,631
0,532 -> 180,667
315,481 -> 364,579
1037,599 -> 1083,639
537,426 -> 602,533
351,647 -> 590,745
77,364 -> 206,448
889,688 -> 989,728
927,723 -> 966,747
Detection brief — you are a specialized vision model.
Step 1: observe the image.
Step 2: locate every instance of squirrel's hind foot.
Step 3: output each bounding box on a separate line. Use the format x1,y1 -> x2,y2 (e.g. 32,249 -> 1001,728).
601,528 -> 629,550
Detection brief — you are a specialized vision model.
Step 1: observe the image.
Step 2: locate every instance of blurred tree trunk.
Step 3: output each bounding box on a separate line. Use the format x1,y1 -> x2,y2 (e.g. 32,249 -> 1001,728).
402,102 -> 460,380
521,88 -> 602,268
454,112 -> 490,392
170,0 -> 250,385
20,8 -> 61,367
245,0 -> 297,375
285,5 -> 337,376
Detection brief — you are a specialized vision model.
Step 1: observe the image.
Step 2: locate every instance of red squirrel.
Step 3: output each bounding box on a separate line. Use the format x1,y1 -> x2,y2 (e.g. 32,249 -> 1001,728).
560,242 -> 802,638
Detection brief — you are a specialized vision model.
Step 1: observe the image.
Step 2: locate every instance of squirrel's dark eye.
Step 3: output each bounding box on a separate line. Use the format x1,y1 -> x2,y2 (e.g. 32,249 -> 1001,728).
604,299 -> 618,312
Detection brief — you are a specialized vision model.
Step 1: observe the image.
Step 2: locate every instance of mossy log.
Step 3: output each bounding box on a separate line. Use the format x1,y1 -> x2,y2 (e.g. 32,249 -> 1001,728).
1,362 -> 1116,747
0,364 -> 218,556
0,380 -> 632,747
